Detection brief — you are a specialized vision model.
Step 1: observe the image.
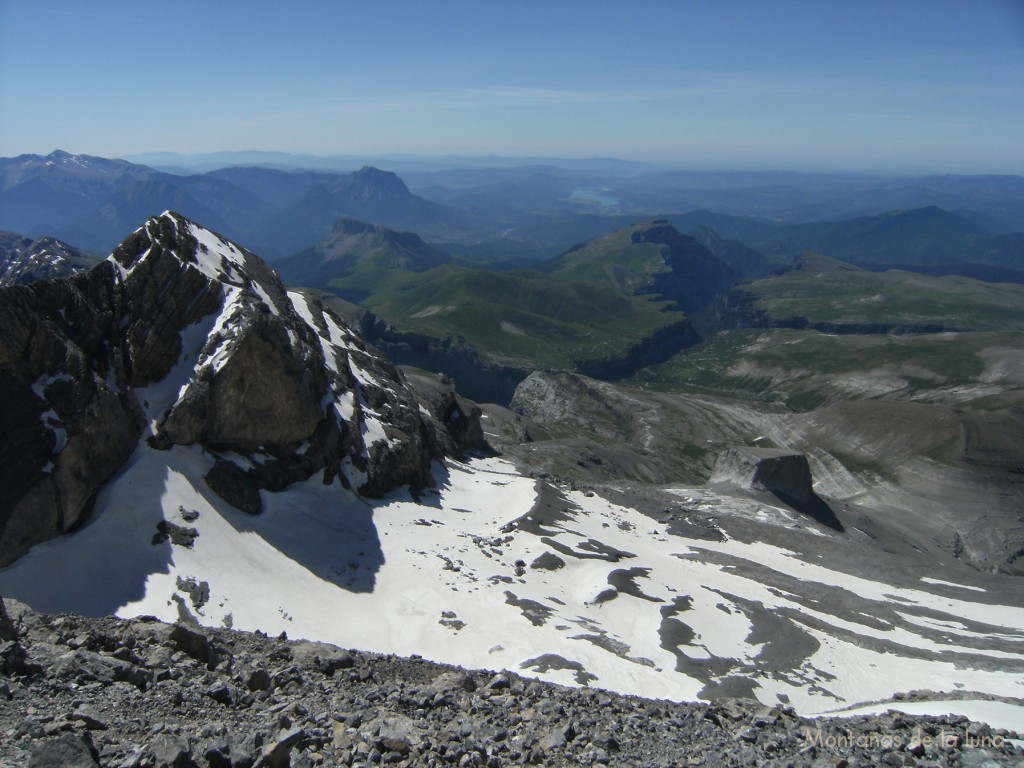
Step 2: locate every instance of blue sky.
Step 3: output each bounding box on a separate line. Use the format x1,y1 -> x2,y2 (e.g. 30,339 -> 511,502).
1,0 -> 1022,173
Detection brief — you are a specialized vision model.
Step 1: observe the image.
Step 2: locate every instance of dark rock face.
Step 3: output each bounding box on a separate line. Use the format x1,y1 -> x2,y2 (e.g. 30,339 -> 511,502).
718,286 -> 962,334
0,263 -> 145,565
630,223 -> 736,315
401,369 -> 488,456
204,461 -> 263,515
2,601 -> 1020,768
352,309 -> 529,406
0,212 -> 484,566
574,319 -> 701,380
0,596 -> 16,642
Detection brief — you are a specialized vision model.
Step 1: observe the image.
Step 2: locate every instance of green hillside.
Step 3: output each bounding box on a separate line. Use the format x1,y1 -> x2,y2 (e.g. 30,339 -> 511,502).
311,221 -> 732,372
357,262 -> 684,371
729,253 -> 1024,330
274,218 -> 450,302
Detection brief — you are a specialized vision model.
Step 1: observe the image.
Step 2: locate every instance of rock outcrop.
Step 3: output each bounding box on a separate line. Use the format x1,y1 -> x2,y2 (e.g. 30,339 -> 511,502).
711,447 -> 815,501
0,262 -> 145,564
347,306 -> 530,406
710,446 -> 844,531
630,222 -> 736,315
0,212 -> 484,565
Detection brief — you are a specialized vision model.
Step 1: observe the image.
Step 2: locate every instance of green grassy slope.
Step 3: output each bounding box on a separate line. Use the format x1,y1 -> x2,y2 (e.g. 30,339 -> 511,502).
729,253 -> 1024,330
274,218 -> 450,301
311,221 -> 729,372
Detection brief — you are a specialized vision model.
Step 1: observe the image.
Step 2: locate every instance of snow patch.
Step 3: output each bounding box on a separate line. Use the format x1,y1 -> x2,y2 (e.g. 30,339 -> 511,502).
920,576 -> 986,592
824,699 -> 1024,733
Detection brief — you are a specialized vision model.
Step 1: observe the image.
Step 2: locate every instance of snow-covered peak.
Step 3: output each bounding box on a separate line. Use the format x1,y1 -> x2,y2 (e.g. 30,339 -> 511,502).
108,211 -> 288,316
46,149 -> 80,165
0,232 -> 95,287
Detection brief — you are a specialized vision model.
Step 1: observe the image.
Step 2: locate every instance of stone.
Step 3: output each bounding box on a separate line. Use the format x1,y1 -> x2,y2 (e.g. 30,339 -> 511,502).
530,551 -> 566,571
29,733 -> 99,768
50,649 -> 149,689
206,681 -> 234,705
168,624 -> 219,669
147,733 -> 196,768
204,460 -> 263,515
289,640 -> 355,675
152,521 -> 199,548
429,671 -> 478,696
257,727 -> 307,768
487,673 -> 511,691
69,706 -> 108,730
538,729 -> 567,751
247,667 -> 272,692
710,447 -> 815,502
905,736 -> 927,757
709,446 -> 844,530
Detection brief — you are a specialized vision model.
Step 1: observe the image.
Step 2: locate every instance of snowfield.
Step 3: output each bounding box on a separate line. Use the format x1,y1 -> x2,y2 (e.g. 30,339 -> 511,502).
3,447 -> 1022,729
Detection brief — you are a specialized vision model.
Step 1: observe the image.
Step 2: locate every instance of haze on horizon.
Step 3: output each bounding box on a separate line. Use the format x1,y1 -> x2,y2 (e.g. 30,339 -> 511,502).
1,0 -> 1023,175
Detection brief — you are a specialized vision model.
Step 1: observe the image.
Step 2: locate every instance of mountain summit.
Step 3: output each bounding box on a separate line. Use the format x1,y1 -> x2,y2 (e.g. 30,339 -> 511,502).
0,212 -> 483,565
274,217 -> 450,301
346,165 -> 413,200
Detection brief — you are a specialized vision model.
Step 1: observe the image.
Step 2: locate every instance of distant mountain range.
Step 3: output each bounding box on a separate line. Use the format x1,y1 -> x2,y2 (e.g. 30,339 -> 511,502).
673,206 -> 1023,278
0,151 -> 469,257
2,150 -> 1021,281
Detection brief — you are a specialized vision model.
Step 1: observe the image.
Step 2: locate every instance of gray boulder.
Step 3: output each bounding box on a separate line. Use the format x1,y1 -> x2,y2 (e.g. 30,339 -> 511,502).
29,734 -> 99,768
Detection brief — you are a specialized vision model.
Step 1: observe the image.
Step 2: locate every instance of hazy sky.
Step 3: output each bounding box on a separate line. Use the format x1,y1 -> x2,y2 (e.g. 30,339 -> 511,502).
2,0 -> 1023,173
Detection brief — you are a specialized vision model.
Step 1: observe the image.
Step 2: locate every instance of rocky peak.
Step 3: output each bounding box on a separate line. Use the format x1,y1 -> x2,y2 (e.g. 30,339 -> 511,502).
630,222 -> 736,315
329,217 -> 428,250
345,166 -> 412,200
0,231 -> 96,287
0,212 -> 485,566
332,217 -> 379,236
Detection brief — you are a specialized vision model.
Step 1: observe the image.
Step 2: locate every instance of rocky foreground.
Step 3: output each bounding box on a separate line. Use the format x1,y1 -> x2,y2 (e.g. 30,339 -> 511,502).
1,598 -> 1021,768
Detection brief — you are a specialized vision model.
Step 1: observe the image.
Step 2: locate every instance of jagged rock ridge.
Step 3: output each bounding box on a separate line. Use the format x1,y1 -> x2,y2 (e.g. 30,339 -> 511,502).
0,231 -> 96,287
0,212 -> 484,566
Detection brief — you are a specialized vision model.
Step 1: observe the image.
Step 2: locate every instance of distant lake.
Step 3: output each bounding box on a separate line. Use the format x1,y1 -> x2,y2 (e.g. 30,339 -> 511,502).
569,188 -> 619,208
